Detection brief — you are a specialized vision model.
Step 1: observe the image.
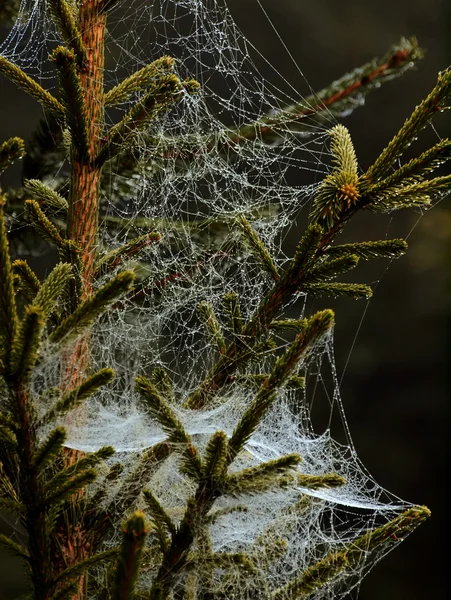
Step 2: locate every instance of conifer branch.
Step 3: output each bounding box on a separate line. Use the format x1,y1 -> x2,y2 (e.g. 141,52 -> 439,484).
49,271 -> 135,344
105,442 -> 172,524
310,125 -> 360,229
370,138 -> 451,193
0,497 -> 25,515
228,310 -> 334,460
268,319 -> 307,334
143,489 -> 174,554
25,199 -> 66,248
44,469 -> 97,506
0,198 -> 18,360
234,373 -> 305,390
237,216 -> 279,281
24,179 -> 69,212
293,472 -> 346,490
33,262 -> 73,317
9,305 -> 45,380
135,375 -> 203,479
343,505 -> 430,565
41,368 -> 115,425
114,512 -> 148,600
51,46 -> 90,158
97,74 -> 188,165
222,292 -> 244,335
12,260 -> 41,301
0,136 -> 25,172
325,239 -> 408,260
128,38 -> 422,172
224,454 -> 302,496
203,431 -> 228,482
104,56 -> 177,106
46,447 -> 115,499
198,301 -> 226,354
150,367 -> 175,403
53,549 -> 118,587
0,533 -> 30,561
302,254 -> 359,284
185,227 -> 326,410
368,175 -> 451,211
0,56 -> 65,118
32,426 -> 66,470
97,231 -> 162,274
365,68 -> 451,183
47,0 -> 87,67
272,552 -> 348,599
303,282 -> 373,300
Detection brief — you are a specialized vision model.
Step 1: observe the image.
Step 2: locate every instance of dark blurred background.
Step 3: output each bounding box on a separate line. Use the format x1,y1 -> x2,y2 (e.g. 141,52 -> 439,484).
0,0 -> 449,598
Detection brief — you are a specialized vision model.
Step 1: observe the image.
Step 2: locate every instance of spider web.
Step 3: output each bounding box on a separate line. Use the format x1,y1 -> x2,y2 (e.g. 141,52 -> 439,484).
1,1 -> 421,598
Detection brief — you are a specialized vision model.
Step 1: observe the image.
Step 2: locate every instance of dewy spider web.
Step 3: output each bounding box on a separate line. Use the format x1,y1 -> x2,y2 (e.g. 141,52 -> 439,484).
1,1 -> 420,598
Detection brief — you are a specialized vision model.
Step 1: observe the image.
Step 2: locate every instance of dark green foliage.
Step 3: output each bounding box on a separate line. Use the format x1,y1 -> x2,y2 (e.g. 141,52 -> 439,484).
325,239 -> 408,260
114,512 -> 148,600
224,454 -> 302,496
0,56 -> 65,118
13,260 -> 41,301
41,368 -> 115,424
51,46 -> 90,158
272,553 -> 348,599
49,270 -> 135,344
228,310 -> 334,461
47,0 -> 86,68
104,56 -> 177,107
0,136 -> 25,172
24,179 -> 69,212
9,305 -> 45,380
25,199 -> 66,249
198,301 -> 226,354
365,69 -> 451,183
0,198 -> 18,361
237,216 -> 279,280
136,375 -> 204,479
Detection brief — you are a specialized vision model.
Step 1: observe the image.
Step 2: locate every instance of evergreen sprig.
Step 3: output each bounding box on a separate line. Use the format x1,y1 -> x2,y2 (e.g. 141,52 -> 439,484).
25,199 -> 66,249
0,56 -> 65,118
24,178 -> 69,212
135,375 -> 204,479
114,512 -> 148,600
49,271 -> 135,344
98,73 -> 190,164
104,56 -> 177,106
12,260 -> 41,302
237,216 -> 279,281
325,239 -> 408,260
51,46 -> 90,158
47,0 -> 86,67
228,310 -> 334,460
272,552 -> 348,599
224,454 -> 302,496
0,136 -> 25,172
9,305 -> 45,380
365,68 -> 451,183
0,198 -> 18,360
198,301 -> 226,354
41,367 -> 115,424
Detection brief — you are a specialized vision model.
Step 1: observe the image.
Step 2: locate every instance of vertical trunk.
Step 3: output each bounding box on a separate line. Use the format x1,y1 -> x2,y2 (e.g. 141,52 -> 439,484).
68,0 -> 105,295
62,4 -> 106,598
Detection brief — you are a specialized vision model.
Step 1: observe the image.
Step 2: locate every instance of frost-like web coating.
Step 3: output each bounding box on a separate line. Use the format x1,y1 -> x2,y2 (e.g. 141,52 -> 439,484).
2,1 -> 418,598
